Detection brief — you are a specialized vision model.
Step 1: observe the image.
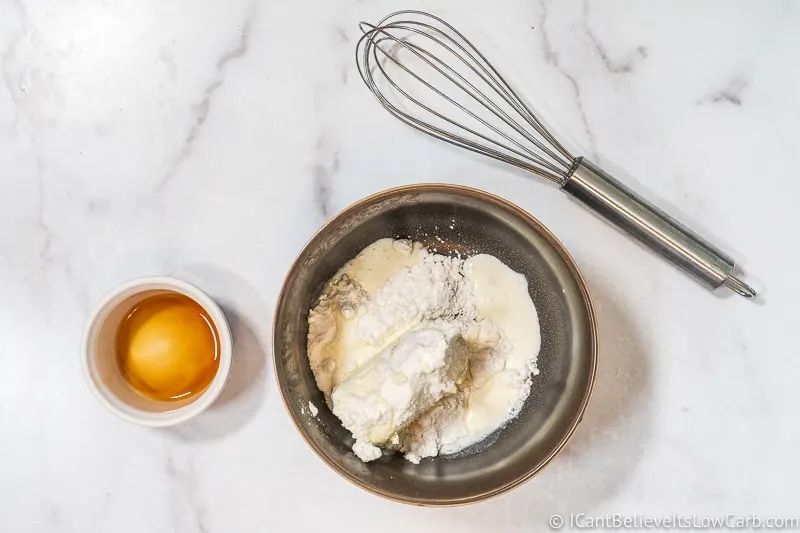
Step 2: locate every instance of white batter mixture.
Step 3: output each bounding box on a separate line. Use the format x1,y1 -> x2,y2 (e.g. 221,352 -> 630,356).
307,238 -> 541,463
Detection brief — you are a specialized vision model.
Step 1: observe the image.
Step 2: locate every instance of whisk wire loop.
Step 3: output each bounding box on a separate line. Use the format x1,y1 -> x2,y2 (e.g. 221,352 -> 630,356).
357,10 -> 575,183
369,32 -> 565,176
374,10 -> 574,161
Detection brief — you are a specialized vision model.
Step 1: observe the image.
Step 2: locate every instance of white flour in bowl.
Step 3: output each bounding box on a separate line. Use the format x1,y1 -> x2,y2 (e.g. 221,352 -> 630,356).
307,238 -> 541,463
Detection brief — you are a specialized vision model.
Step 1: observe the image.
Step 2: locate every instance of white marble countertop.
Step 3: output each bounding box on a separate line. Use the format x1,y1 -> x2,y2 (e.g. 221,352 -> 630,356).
2,1 -> 799,531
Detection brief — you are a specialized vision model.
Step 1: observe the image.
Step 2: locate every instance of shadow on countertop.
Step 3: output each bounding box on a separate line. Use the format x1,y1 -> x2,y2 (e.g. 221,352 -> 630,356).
161,263 -> 271,442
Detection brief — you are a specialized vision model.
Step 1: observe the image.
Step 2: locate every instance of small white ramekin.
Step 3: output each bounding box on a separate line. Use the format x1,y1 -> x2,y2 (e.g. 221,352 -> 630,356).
81,276 -> 232,427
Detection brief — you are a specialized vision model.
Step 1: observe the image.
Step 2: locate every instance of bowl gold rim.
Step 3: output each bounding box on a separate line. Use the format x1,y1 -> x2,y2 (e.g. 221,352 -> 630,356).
272,183 -> 598,506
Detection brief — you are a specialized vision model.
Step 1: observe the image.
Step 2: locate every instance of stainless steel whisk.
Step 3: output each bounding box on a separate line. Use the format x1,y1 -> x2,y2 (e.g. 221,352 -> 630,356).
356,10 -> 756,299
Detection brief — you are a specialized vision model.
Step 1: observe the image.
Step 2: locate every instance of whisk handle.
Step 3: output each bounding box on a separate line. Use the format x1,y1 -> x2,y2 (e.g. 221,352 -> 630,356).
561,158 -> 755,298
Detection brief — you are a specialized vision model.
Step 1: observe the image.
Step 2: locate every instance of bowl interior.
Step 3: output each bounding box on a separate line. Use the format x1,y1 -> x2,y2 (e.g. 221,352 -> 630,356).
274,185 -> 596,505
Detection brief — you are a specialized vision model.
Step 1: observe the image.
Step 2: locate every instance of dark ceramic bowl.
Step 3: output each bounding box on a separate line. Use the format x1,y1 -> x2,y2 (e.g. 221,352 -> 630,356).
273,184 -> 597,505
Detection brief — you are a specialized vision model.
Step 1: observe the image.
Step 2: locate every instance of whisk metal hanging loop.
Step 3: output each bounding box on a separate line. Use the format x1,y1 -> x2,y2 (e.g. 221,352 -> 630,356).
357,10 -> 755,298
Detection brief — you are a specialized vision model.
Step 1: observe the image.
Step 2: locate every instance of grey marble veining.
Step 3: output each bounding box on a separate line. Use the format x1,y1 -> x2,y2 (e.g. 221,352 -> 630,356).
1,1 -> 799,531
156,3 -> 258,193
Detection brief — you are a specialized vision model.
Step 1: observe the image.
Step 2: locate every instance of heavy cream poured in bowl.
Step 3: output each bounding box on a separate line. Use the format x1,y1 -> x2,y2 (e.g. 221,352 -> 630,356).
307,238 -> 541,463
